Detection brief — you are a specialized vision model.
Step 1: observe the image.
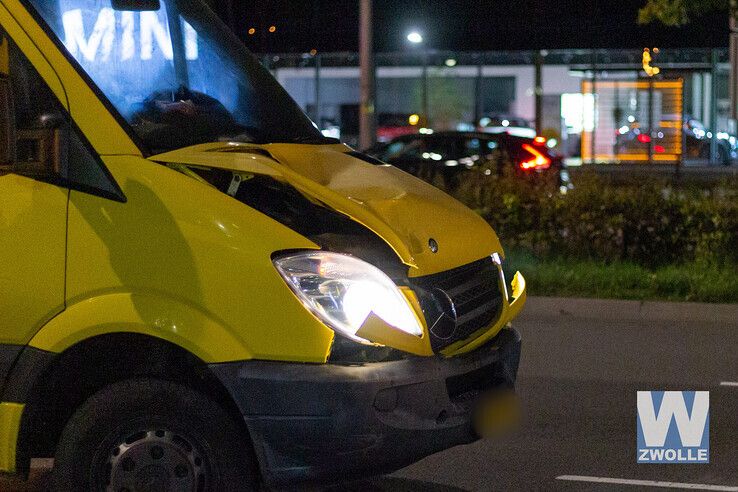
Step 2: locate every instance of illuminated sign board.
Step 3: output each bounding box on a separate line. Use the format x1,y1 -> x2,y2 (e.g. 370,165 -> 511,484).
61,8 -> 198,62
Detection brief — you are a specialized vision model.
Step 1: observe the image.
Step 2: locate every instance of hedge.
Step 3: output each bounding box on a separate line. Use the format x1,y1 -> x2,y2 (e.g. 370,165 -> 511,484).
439,165 -> 738,269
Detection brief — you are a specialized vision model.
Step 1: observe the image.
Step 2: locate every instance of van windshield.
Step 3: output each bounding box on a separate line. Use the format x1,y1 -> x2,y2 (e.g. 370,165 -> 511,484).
27,0 -> 331,154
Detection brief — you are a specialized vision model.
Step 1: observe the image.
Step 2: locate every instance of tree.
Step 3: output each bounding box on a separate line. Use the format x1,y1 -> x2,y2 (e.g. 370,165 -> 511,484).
638,0 -> 734,26
639,0 -> 738,124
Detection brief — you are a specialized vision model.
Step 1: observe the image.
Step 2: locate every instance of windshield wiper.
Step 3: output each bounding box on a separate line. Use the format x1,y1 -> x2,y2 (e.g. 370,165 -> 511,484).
289,135 -> 340,145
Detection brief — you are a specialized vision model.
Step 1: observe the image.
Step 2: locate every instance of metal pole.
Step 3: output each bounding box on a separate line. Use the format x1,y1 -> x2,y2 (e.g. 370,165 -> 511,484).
613,82 -> 620,157
422,52 -> 429,127
730,6 -> 738,128
677,77 -> 685,181
695,72 -> 703,121
535,50 -> 543,135
474,61 -> 483,126
648,76 -> 654,165
710,49 -> 719,165
314,54 -> 321,126
359,0 -> 376,149
590,50 -> 597,165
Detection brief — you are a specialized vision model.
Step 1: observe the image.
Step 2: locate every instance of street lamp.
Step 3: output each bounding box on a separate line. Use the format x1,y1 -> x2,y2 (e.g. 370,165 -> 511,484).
406,30 -> 428,128
359,0 -> 376,149
406,31 -> 423,44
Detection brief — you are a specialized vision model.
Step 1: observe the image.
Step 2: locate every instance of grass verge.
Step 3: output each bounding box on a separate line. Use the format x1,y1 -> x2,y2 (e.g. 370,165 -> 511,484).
504,250 -> 738,304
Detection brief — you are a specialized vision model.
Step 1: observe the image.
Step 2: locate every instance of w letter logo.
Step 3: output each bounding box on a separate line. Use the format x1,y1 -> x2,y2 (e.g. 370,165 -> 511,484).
636,391 -> 709,463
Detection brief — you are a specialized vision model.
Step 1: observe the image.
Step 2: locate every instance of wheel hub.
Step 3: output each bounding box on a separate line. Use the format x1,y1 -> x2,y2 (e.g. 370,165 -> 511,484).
107,429 -> 207,492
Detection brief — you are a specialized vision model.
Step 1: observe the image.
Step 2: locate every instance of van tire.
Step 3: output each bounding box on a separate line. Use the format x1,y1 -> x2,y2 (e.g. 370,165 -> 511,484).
50,378 -> 258,492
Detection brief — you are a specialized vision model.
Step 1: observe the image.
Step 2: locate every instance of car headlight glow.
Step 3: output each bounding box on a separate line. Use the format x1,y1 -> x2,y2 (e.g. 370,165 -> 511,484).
274,252 -> 424,343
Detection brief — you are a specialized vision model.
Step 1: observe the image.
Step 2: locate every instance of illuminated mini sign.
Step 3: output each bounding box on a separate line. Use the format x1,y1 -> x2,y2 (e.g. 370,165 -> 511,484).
62,8 -> 198,62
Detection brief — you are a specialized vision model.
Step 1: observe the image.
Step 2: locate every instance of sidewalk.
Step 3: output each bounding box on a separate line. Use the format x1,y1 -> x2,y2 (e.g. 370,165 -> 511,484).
520,296 -> 738,325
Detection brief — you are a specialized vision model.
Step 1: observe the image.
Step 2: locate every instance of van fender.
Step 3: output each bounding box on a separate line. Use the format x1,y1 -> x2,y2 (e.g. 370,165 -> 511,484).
28,292 -> 253,363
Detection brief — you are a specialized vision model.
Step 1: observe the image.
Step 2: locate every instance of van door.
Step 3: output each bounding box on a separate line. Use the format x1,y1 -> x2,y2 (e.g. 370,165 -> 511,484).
0,27 -> 68,349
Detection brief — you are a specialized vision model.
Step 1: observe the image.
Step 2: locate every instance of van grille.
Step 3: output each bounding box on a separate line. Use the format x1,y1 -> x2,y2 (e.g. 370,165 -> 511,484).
410,257 -> 504,352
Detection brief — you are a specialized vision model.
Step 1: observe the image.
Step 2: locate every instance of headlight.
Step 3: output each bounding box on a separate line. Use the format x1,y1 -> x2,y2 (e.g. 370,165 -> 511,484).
273,251 -> 423,343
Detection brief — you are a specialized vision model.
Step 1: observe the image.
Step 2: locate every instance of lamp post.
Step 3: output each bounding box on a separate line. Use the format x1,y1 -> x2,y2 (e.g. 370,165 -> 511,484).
406,30 -> 428,128
730,2 -> 738,130
643,47 -> 659,165
534,50 -> 544,135
359,0 -> 376,149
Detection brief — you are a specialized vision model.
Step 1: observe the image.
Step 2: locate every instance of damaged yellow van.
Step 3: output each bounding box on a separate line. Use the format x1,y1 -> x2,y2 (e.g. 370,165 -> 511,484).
0,0 -> 526,489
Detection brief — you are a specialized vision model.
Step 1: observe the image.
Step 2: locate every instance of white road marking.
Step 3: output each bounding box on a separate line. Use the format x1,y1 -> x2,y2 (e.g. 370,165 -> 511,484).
719,382 -> 738,387
556,475 -> 738,491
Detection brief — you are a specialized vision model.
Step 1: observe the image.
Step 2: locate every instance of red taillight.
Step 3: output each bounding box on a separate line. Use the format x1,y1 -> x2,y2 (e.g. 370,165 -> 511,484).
654,145 -> 665,153
533,136 -> 547,145
520,143 -> 552,170
637,134 -> 651,143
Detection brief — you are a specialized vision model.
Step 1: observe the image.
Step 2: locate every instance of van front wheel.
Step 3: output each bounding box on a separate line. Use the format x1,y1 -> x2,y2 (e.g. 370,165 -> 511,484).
51,378 -> 258,492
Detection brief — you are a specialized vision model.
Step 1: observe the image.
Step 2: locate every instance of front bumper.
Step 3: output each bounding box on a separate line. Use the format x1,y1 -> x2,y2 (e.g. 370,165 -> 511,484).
209,327 -> 521,485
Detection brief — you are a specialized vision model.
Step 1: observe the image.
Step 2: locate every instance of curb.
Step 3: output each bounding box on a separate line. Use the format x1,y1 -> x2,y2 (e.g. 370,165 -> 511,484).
520,296 -> 738,324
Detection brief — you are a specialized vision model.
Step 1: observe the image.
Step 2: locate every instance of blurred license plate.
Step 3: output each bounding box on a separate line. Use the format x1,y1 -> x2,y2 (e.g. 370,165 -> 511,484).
472,390 -> 520,437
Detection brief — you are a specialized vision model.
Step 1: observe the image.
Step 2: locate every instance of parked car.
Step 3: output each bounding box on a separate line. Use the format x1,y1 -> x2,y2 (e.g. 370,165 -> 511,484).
366,131 -> 572,191
478,115 -> 537,138
377,113 -> 426,142
0,0 -> 526,490
615,116 -> 736,165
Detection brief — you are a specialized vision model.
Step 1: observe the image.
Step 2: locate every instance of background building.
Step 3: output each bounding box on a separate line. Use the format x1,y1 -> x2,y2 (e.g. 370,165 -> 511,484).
263,48 -> 730,164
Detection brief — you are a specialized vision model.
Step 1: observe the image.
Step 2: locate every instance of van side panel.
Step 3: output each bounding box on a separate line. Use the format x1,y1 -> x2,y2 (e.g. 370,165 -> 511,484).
28,293 -> 253,363
0,402 -> 23,472
35,156 -> 336,364
0,176 -> 68,346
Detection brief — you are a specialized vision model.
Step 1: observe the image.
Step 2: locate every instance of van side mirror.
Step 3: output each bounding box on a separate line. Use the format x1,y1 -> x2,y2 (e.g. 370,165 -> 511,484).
0,77 -> 67,178
0,76 -> 15,170
14,114 -> 69,178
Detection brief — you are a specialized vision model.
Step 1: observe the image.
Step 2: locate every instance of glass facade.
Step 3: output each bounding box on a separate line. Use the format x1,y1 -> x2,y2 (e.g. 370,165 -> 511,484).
264,48 -> 731,163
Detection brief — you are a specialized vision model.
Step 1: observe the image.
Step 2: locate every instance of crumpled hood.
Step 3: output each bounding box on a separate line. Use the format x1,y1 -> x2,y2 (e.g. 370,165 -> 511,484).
152,142 -> 502,277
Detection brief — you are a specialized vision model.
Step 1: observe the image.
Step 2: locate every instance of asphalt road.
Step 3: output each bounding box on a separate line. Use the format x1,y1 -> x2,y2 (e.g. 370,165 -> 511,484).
379,297 -> 738,492
4,297 -> 738,491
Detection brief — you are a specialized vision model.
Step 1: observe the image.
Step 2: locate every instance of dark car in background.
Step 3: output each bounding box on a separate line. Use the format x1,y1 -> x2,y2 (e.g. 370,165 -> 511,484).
377,113 -> 427,142
365,131 -> 571,192
477,115 -> 537,139
616,116 -> 736,165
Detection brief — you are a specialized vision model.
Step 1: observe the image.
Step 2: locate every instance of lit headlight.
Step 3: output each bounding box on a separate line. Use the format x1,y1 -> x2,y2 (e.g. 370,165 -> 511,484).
274,251 -> 423,343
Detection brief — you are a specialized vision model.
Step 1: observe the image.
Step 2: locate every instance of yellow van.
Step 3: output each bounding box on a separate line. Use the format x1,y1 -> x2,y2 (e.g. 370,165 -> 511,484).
0,0 -> 526,489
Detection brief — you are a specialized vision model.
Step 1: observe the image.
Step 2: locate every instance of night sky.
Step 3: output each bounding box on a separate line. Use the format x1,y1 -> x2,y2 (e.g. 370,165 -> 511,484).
209,0 -> 729,54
